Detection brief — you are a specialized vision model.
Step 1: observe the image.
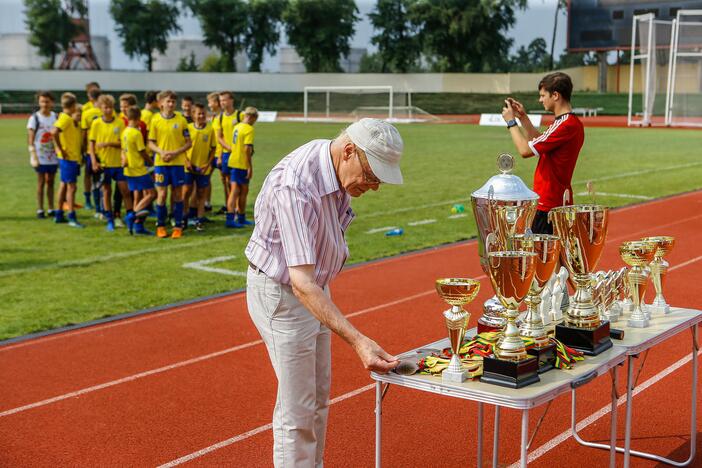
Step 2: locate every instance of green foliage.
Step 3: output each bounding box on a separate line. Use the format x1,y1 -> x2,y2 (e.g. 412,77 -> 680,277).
556,51 -> 599,68
359,52 -> 384,73
183,0 -> 248,72
109,0 -> 181,71
23,0 -> 81,69
368,0 -> 421,73
510,38 -> 551,72
408,0 -> 527,72
176,52 -> 198,71
245,0 -> 286,72
200,53 -> 227,72
283,0 -> 358,72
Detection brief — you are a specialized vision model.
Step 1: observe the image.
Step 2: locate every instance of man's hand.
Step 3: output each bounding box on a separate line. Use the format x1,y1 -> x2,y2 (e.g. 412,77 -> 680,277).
508,98 -> 527,120
353,336 -> 399,374
502,100 -> 515,122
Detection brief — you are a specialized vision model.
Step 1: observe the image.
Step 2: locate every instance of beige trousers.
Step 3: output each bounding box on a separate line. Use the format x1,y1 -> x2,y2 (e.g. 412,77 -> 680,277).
246,266 -> 331,468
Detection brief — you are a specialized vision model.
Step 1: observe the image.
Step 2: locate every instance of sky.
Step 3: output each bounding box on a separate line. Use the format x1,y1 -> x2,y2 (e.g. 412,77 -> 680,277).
0,0 -> 567,71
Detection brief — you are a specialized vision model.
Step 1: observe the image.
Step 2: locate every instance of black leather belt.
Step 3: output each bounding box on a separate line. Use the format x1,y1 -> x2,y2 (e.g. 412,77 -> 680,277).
248,262 -> 263,274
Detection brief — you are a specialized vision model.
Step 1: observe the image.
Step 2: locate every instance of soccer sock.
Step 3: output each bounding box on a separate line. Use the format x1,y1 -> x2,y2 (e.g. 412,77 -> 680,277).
174,201 -> 184,227
92,189 -> 101,211
156,204 -> 167,227
105,210 -> 114,222
114,189 -> 122,215
83,192 -> 90,204
188,207 -> 197,219
226,212 -> 235,225
68,210 -> 77,221
55,209 -> 64,220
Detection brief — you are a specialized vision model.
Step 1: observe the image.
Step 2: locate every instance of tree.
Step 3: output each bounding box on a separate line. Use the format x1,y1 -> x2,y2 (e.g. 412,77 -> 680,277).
245,0 -> 286,72
23,0 -> 81,69
510,38 -> 551,72
408,0 -> 527,73
283,0 -> 358,72
177,52 -> 198,71
183,0 -> 248,72
368,0 -> 421,73
110,0 -> 181,71
548,0 -> 567,70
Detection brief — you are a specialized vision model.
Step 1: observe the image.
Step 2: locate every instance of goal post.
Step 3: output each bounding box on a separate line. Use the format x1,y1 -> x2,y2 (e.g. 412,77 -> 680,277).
668,9 -> 702,127
303,86 -> 393,123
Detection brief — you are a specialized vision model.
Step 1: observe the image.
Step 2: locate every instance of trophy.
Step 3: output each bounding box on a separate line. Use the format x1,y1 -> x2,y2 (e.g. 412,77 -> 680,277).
435,278 -> 482,382
602,272 -> 621,322
549,267 -> 569,325
481,250 -> 540,388
471,154 -> 538,333
641,236 -> 676,315
620,241 -> 657,328
549,204 -> 613,355
616,266 -> 634,316
513,234 -> 561,373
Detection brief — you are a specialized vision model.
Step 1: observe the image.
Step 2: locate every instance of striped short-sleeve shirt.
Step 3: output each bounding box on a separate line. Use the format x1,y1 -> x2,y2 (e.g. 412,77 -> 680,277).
245,139 -> 355,287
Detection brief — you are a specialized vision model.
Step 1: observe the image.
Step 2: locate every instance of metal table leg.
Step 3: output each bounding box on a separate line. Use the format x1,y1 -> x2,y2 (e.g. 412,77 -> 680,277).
609,367 -> 618,468
375,381 -> 382,468
477,402 -> 484,468
520,409 -> 530,468
493,406 -> 500,468
623,354 -> 635,468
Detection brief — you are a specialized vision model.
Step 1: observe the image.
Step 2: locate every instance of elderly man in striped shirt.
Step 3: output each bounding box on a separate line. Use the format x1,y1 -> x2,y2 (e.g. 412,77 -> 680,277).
245,118 -> 403,467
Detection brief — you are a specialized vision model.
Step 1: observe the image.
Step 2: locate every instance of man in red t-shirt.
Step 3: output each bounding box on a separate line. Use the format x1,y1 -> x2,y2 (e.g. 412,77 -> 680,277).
502,72 -> 585,234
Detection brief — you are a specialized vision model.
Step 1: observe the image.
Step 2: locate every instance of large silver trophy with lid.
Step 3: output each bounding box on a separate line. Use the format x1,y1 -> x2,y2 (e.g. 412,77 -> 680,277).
471,154 -> 539,333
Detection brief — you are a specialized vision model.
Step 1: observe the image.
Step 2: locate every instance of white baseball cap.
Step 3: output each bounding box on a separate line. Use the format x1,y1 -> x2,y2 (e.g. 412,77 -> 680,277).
346,118 -> 404,185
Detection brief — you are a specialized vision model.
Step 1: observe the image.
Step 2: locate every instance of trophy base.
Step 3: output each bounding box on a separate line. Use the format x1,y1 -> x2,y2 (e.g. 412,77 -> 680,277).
480,355 -> 540,388
648,304 -> 670,316
527,343 -> 556,374
627,317 -> 650,328
442,368 -> 468,383
555,321 -> 613,356
477,319 -> 503,334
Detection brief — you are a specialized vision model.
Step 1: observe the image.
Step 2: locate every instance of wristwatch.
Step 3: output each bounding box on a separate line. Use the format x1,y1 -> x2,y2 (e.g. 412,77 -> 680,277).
506,119 -> 518,128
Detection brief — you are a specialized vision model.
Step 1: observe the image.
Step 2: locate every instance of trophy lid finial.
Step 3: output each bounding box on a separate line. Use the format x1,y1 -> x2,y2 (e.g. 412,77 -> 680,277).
497,153 -> 514,174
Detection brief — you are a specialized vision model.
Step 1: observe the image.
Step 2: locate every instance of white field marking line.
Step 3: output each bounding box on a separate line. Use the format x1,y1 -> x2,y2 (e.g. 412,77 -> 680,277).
507,347 -> 702,468
182,256 -> 246,277
0,286 -> 468,417
573,161 -> 702,185
0,235 -> 245,278
408,219 -> 437,226
365,226 -> 398,234
576,191 -> 653,200
364,197 -> 469,219
448,213 -> 468,219
157,383 -> 376,468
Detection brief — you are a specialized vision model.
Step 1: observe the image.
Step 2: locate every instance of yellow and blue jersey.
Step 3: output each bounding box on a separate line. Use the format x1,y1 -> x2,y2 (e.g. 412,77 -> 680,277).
89,116 -> 125,168
227,122 -> 254,170
187,122 -> 215,174
54,112 -> 83,163
217,110 -> 244,152
148,112 -> 190,167
81,105 -> 101,132
122,126 -> 148,177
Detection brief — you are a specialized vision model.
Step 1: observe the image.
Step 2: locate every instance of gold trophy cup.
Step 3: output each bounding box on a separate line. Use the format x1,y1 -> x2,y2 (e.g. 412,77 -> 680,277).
481,250 -> 540,388
641,236 -> 676,315
513,234 -> 561,373
549,204 -> 613,355
620,241 -> 658,328
435,278 -> 481,383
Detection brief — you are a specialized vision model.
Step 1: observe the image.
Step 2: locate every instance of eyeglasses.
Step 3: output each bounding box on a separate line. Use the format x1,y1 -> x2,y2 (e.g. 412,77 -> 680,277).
355,150 -> 381,185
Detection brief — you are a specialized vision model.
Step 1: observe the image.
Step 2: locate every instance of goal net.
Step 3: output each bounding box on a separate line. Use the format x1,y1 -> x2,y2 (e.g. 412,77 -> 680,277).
668,10 -> 702,127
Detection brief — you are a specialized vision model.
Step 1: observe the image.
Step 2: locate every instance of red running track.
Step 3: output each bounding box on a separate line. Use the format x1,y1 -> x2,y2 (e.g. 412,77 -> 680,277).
2,191 -> 702,467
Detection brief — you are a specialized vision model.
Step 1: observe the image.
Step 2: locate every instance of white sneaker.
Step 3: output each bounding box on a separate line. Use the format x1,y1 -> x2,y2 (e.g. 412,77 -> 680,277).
94,212 -> 105,220
114,218 -> 125,228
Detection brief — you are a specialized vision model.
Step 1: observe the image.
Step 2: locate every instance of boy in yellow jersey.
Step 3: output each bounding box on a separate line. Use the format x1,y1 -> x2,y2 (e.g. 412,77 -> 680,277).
122,106 -> 155,236
184,103 -> 215,231
82,82 -> 100,112
89,94 -> 131,232
214,91 -> 244,215
226,107 -> 258,228
204,91 -> 222,214
141,91 -> 159,130
81,87 -> 102,213
51,93 -> 84,227
148,90 -> 192,239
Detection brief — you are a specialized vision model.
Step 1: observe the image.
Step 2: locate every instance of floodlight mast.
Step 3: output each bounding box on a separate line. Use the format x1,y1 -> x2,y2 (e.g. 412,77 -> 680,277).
59,0 -> 101,70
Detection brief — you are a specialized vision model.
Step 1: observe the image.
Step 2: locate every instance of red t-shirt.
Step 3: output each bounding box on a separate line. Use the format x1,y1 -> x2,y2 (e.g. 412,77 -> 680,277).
121,115 -> 148,142
528,113 -> 584,212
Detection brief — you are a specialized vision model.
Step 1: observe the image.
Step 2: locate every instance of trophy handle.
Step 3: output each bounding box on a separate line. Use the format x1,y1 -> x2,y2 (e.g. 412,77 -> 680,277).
563,188 -> 571,206
485,232 -> 497,255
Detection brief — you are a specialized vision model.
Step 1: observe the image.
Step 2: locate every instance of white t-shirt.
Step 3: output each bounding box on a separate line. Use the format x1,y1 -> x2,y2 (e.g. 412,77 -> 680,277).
27,111 -> 58,165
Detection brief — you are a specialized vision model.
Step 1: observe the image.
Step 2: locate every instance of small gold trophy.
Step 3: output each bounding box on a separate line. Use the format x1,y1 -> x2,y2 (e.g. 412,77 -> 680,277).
435,278 -> 481,383
513,234 -> 561,373
641,236 -> 676,315
481,250 -> 540,388
620,241 -> 658,328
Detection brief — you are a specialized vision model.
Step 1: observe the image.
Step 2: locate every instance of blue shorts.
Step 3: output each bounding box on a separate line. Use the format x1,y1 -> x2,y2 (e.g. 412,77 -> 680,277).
83,154 -> 93,172
221,153 -> 231,176
127,174 -> 155,192
154,165 -> 185,187
35,164 -> 58,174
184,171 -> 211,188
103,167 -> 126,183
230,168 -> 249,185
59,159 -> 80,184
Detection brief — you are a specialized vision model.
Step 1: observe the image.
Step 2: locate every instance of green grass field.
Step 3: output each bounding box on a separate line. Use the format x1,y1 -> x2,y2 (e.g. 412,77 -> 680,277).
1,118 -> 701,340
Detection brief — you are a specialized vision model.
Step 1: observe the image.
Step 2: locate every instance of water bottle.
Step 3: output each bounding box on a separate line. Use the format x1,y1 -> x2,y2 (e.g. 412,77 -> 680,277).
385,228 -> 404,237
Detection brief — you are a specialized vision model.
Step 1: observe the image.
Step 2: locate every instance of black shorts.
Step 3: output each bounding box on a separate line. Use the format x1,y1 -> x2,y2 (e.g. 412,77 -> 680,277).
531,209 -> 553,235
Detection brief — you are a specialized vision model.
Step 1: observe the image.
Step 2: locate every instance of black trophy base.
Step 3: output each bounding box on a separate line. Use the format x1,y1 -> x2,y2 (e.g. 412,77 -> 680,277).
555,321 -> 613,356
527,343 -> 556,374
480,355 -> 540,389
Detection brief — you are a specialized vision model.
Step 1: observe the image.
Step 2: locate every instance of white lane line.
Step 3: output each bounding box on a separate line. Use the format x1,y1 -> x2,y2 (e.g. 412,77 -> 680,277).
670,254 -> 702,272
508,348 -> 702,467
576,192 -> 653,200
365,226 -> 399,234
408,219 -> 436,226
182,256 -> 246,277
448,213 -> 468,219
157,384 -> 376,468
